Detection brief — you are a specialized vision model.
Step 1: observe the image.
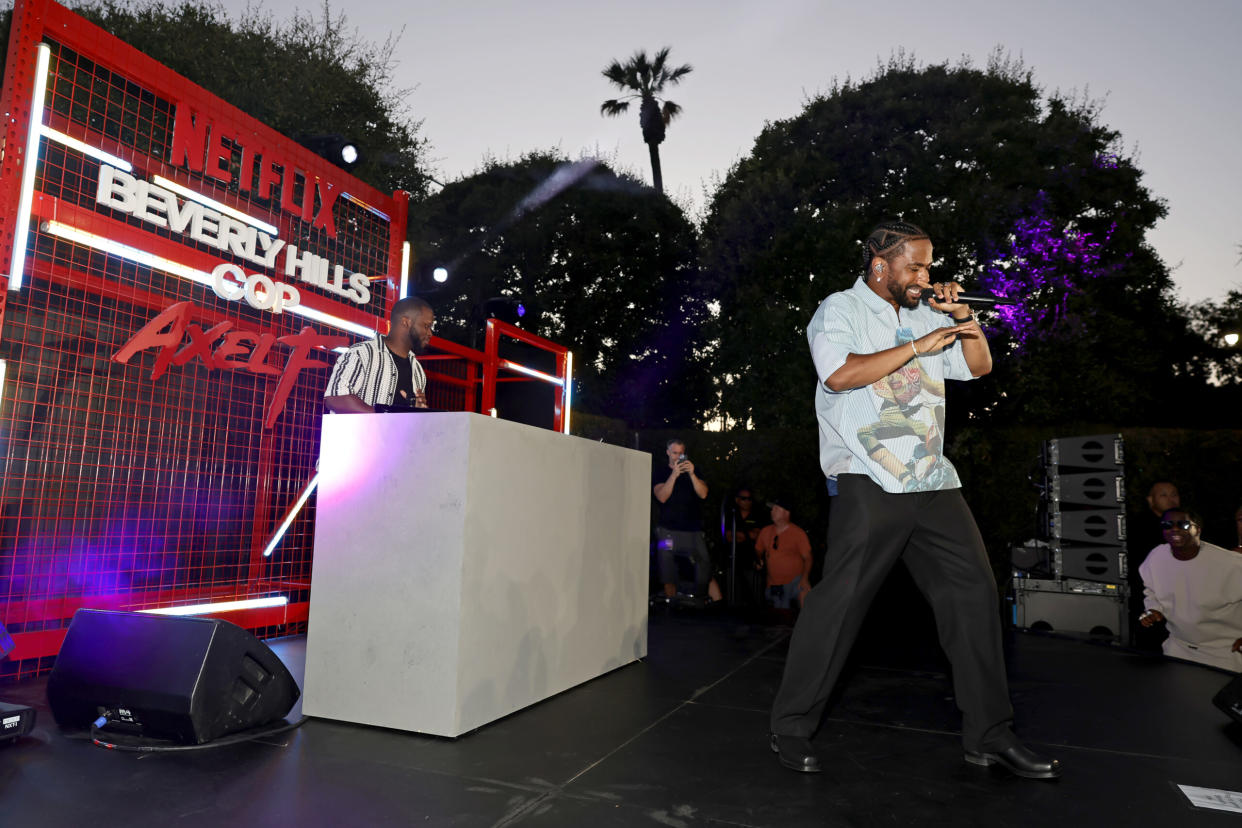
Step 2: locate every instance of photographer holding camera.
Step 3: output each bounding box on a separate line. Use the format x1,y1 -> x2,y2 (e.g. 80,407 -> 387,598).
653,438 -> 722,603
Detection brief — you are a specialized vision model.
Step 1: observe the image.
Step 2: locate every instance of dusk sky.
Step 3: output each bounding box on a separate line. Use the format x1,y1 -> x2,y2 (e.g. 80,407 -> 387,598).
217,0 -> 1241,305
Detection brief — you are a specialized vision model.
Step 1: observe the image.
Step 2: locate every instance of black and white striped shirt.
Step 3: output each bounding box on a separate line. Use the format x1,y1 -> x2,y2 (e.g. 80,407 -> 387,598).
323,334 -> 427,407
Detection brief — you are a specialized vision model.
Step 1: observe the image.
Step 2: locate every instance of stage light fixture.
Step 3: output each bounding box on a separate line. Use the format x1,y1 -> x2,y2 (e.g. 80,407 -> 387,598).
298,133 -> 362,172
433,266 -> 449,283
1225,332 -> 1239,347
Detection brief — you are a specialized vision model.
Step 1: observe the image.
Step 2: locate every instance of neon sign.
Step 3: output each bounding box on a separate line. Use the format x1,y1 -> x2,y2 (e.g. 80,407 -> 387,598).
112,301 -> 348,428
96,165 -> 372,310
170,106 -> 345,237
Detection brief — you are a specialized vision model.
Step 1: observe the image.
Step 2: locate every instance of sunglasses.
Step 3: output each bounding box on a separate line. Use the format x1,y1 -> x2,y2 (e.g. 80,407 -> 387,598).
772,535 -> 779,550
1160,519 -> 1197,531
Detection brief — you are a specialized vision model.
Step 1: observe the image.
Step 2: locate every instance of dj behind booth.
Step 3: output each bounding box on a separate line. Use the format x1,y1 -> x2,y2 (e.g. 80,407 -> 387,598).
310,281 -> 650,739
323,297 -> 435,414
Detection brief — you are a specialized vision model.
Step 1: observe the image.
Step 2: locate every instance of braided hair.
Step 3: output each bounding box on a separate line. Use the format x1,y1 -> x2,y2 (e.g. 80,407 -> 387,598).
861,220 -> 930,275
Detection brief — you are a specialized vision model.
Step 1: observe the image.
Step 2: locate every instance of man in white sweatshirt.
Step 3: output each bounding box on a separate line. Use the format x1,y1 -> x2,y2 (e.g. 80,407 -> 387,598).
1139,508 -> 1242,672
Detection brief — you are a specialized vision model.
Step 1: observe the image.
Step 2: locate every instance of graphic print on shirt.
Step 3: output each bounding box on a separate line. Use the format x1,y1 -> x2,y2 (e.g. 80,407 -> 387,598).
855,328 -> 952,491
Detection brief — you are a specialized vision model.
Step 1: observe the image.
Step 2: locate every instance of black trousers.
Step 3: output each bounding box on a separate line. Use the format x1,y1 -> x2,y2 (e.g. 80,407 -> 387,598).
770,474 -> 1014,752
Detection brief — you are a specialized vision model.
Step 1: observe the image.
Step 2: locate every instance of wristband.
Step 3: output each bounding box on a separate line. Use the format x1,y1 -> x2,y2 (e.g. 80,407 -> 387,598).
910,341 -> 919,357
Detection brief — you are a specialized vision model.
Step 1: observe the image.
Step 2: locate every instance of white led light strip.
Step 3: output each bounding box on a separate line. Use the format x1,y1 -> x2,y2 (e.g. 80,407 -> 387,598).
42,221 -> 377,339
286,303 -> 376,338
400,241 -> 411,299
42,137 -> 280,238
562,351 -> 573,434
41,126 -> 132,172
500,360 -> 564,386
151,174 -> 279,236
44,220 -> 213,287
141,596 -> 288,616
263,473 -> 320,557
9,43 -> 51,292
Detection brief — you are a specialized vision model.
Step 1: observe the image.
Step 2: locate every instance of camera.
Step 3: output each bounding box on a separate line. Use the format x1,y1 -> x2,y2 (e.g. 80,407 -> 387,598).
678,453 -> 688,464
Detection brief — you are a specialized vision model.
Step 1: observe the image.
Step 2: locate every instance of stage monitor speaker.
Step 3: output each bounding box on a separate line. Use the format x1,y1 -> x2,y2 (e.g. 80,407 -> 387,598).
1043,434 -> 1124,471
46,609 -> 299,745
1213,673 -> 1242,726
1047,472 -> 1125,506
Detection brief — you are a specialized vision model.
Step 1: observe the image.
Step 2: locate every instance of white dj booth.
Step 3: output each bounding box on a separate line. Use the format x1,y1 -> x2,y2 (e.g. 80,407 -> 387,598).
302,412 -> 650,737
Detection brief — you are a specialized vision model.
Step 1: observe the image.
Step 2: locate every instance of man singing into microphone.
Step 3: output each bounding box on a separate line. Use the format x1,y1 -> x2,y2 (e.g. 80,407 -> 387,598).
768,221 -> 1061,780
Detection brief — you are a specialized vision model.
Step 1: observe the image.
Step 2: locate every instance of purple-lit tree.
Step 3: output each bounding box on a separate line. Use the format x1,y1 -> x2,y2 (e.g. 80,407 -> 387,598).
975,194 -> 1115,351
702,53 -> 1210,429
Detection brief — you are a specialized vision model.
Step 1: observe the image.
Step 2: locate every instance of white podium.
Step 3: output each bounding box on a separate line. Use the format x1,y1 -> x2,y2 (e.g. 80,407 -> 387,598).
302,412 -> 650,737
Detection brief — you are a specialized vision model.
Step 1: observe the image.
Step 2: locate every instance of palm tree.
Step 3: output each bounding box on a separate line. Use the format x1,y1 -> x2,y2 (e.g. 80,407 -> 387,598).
600,48 -> 693,194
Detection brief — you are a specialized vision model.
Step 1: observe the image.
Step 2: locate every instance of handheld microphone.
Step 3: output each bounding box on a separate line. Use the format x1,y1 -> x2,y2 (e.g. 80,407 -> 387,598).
919,288 -> 1019,306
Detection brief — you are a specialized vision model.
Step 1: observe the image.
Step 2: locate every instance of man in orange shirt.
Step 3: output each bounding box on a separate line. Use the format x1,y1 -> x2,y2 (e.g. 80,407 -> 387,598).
755,497 -> 812,610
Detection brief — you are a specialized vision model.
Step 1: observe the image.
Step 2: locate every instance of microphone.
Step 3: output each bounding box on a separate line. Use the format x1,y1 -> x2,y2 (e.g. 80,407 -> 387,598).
919,288 -> 1019,306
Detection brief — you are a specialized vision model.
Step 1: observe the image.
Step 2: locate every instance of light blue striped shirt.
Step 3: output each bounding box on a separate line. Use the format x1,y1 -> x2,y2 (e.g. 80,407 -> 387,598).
807,277 -> 976,494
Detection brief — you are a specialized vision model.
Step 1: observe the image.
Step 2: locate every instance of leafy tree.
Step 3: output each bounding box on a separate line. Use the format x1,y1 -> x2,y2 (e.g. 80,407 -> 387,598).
701,53 -> 1203,430
1,0 -> 431,197
409,152 -> 710,428
600,47 -> 692,194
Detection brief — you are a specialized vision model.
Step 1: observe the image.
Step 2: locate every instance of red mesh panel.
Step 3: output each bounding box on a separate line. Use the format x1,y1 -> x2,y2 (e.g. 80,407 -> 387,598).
0,24 -> 402,679
0,2 -> 566,681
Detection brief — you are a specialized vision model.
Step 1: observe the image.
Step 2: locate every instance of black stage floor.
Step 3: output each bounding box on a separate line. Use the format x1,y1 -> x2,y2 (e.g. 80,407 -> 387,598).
3,608 -> 1242,827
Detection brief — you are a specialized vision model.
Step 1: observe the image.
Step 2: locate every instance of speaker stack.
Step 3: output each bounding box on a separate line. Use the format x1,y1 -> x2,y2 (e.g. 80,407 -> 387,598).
1012,434 -> 1130,641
